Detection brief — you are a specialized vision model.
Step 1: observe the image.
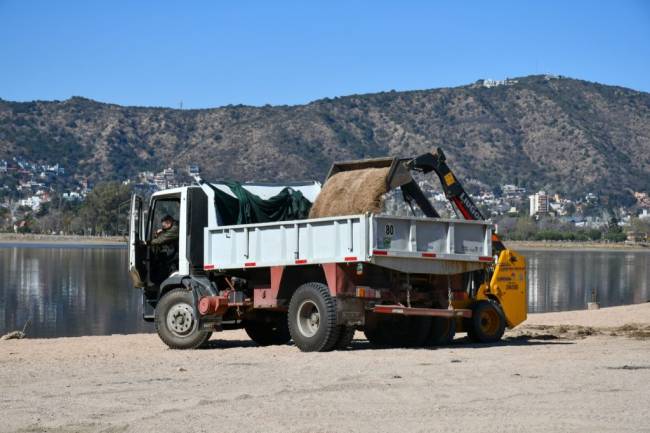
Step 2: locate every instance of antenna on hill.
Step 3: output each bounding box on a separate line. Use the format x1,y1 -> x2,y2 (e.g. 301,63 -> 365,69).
179,100 -> 183,110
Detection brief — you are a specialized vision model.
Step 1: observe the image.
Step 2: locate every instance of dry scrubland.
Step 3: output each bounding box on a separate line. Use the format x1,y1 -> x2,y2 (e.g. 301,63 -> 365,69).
1,303 -> 649,433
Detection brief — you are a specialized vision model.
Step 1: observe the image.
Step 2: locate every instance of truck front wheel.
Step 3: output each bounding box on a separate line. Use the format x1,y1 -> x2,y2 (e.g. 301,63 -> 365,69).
288,282 -> 340,352
155,288 -> 212,349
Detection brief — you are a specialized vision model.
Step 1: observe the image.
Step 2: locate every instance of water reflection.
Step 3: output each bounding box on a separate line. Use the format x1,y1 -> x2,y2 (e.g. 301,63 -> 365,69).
524,249 -> 650,313
0,244 -> 153,338
0,245 -> 648,338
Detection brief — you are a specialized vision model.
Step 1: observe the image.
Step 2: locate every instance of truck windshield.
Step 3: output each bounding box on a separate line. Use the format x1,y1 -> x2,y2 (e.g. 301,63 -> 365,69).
149,198 -> 180,241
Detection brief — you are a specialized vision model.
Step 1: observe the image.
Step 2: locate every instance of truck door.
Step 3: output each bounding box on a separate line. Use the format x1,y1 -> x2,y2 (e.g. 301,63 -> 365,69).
148,195 -> 182,284
128,194 -> 147,288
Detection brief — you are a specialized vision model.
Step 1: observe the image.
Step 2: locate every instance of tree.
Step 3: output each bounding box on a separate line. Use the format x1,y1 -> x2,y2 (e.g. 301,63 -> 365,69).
629,217 -> 650,235
604,216 -> 625,242
503,217 -> 537,240
0,207 -> 10,230
607,217 -> 622,233
78,182 -> 132,235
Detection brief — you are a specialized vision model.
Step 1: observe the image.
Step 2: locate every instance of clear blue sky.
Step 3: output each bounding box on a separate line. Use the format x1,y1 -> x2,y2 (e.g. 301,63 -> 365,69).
1,1 -> 649,108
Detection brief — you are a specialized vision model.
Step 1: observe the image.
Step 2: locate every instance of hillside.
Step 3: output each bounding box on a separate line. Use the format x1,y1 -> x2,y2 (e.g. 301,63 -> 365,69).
1,75 -> 649,205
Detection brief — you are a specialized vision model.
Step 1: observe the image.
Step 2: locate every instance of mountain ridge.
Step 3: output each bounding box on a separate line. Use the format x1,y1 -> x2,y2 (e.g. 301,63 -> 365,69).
1,75 -> 649,205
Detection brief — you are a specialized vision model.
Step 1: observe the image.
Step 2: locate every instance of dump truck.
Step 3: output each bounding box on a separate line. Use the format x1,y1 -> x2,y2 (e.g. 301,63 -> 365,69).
128,149 -> 527,351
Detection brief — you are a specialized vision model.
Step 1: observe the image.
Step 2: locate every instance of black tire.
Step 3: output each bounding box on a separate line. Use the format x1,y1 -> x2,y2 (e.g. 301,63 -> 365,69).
363,313 -> 397,346
335,326 -> 356,350
244,312 -> 291,346
364,313 -> 429,348
406,317 -> 433,347
155,288 -> 212,349
467,300 -> 506,343
426,317 -> 456,346
288,282 -> 340,352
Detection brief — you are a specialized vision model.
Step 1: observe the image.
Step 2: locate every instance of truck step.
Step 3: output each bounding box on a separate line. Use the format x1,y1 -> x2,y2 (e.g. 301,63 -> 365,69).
142,293 -> 156,322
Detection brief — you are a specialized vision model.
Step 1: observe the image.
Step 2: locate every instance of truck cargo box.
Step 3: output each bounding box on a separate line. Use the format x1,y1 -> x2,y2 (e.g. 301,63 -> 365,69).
204,214 -> 492,275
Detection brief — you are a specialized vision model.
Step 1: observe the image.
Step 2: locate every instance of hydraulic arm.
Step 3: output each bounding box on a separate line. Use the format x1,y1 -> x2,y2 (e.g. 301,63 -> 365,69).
406,148 -> 506,253
406,148 -> 484,221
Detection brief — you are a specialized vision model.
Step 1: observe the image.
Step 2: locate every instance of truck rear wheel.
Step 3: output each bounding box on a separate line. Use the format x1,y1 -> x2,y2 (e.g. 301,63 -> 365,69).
467,300 -> 506,343
335,326 -> 356,350
244,312 -> 291,346
364,314 -> 429,348
363,313 -> 394,346
426,317 -> 456,346
364,312 -> 405,346
155,288 -> 212,349
288,282 -> 340,352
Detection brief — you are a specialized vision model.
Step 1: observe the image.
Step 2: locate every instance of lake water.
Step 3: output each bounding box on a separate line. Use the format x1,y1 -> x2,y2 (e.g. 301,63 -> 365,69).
0,244 -> 649,338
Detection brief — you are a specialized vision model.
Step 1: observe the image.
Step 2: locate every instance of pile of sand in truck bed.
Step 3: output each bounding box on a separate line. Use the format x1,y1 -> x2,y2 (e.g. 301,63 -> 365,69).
309,167 -> 391,218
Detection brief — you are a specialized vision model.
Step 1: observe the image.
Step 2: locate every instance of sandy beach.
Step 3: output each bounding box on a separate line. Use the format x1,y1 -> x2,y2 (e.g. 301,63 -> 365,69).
1,303 -> 649,433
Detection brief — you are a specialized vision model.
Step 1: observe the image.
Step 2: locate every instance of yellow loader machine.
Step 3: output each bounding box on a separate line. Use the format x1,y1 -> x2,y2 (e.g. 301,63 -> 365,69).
330,148 -> 527,343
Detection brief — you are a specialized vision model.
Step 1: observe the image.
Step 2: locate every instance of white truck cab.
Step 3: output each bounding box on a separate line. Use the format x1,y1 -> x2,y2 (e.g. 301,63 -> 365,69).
129,187 -> 190,286
128,181 -> 321,319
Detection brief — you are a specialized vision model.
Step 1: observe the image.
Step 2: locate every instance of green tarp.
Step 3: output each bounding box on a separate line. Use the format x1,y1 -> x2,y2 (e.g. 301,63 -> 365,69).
209,181 -> 312,225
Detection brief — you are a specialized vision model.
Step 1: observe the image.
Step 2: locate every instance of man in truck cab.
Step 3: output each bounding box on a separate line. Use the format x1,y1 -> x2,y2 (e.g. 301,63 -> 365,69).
150,215 -> 179,283
152,215 -> 178,246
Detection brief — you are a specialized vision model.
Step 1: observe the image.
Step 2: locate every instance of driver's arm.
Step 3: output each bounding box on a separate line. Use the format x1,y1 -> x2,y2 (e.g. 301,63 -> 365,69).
150,226 -> 178,246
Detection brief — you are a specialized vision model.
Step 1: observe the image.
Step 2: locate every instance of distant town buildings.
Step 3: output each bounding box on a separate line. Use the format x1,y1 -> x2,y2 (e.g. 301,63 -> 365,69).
502,184 -> 526,198
62,191 -> 83,201
153,168 -> 176,189
135,167 -> 183,191
19,195 -> 43,210
0,154 -> 647,242
585,192 -> 598,204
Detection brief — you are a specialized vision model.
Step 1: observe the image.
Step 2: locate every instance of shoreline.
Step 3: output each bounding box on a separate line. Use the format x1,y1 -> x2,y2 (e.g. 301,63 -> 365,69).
508,240 -> 649,251
1,233 -> 648,251
0,233 -> 126,245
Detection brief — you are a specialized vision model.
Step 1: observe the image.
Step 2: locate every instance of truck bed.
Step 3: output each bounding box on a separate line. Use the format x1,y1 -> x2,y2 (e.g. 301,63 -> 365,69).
203,214 -> 493,275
